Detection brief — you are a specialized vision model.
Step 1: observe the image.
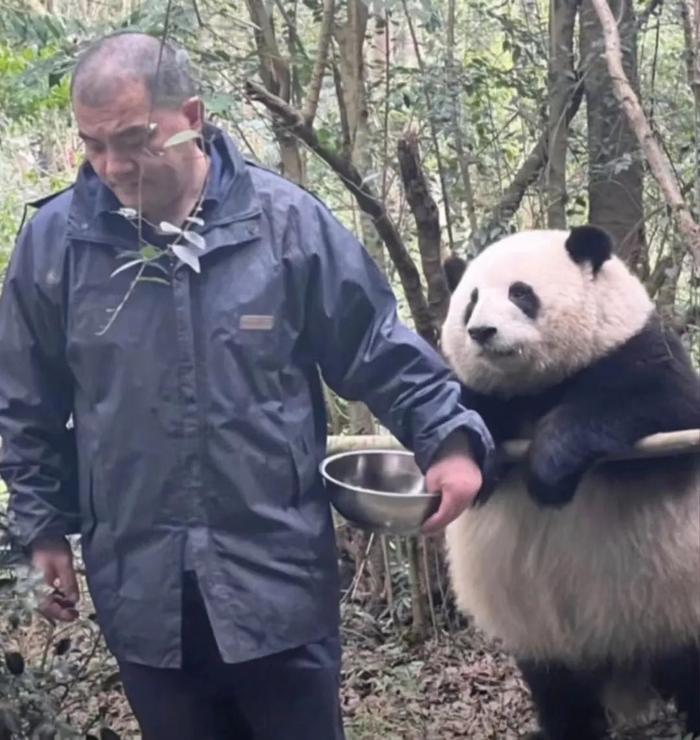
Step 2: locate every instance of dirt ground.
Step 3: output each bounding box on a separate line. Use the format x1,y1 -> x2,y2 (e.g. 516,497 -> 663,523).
339,607 -> 689,740
1,589 -> 691,739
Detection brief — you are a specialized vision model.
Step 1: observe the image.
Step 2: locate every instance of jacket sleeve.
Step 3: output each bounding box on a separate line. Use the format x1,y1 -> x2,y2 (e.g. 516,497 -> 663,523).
0,217 -> 80,547
302,202 -> 494,473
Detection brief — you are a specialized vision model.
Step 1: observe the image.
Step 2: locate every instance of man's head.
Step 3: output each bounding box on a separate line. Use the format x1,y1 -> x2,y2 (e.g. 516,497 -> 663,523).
71,32 -> 206,220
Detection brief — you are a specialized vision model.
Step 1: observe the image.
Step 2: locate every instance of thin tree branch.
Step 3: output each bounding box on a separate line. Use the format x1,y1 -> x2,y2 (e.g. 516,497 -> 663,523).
245,80 -> 436,344
380,12 -> 391,203
302,0 -> 335,125
590,0 -> 700,267
272,0 -> 311,61
636,0 -> 664,28
471,78 -> 584,253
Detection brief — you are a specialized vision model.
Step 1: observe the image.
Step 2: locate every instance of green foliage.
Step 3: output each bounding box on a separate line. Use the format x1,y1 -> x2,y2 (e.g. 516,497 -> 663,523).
0,44 -> 71,122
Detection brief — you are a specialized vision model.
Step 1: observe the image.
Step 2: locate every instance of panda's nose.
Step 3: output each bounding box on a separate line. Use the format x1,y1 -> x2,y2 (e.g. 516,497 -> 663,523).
468,326 -> 497,345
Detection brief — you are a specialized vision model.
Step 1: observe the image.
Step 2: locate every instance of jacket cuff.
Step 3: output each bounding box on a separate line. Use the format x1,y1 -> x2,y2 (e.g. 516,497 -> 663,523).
414,409 -> 494,474
7,507 -> 80,550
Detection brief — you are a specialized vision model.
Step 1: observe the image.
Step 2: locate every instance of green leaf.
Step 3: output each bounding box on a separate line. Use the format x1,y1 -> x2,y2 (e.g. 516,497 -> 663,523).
138,276 -> 170,286
140,244 -> 161,261
163,129 -> 200,148
144,261 -> 170,275
110,259 -> 143,278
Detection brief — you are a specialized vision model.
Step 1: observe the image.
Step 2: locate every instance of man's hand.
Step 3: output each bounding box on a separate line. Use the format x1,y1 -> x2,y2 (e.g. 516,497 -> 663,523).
30,537 -> 80,623
421,431 -> 483,536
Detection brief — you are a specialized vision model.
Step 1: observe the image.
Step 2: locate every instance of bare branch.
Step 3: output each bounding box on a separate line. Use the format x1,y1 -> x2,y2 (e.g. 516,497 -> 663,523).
302,0 -> 335,125
245,80 -> 436,345
590,0 -> 700,267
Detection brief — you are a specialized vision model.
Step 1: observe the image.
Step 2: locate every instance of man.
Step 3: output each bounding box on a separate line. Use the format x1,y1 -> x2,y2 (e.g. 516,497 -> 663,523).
0,32 -> 492,739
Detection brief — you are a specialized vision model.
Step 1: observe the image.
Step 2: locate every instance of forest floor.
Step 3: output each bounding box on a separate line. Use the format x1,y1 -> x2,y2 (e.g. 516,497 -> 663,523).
0,586 -> 691,739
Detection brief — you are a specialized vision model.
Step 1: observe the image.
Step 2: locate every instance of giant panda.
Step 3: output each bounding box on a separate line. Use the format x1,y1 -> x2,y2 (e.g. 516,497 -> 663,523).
440,225 -> 700,740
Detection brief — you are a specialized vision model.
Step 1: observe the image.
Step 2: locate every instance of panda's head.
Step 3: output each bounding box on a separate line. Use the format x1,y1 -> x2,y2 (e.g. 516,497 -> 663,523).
441,226 -> 654,396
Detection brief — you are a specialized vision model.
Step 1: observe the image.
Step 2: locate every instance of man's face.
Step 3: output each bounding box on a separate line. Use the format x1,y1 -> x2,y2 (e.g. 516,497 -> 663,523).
73,79 -> 202,220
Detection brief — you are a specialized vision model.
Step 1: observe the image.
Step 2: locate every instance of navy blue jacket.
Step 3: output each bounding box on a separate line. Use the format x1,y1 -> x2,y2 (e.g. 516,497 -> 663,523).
0,126 -> 493,667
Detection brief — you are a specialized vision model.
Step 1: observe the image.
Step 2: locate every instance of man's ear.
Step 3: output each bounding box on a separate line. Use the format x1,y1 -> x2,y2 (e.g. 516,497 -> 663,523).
182,96 -> 204,131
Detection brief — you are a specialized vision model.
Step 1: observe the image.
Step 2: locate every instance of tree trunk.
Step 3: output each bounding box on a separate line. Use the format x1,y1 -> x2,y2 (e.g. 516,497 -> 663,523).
245,0 -> 305,184
546,0 -> 579,228
398,134 -> 451,328
446,0 -> 478,237
334,0 -> 379,431
580,0 -> 645,270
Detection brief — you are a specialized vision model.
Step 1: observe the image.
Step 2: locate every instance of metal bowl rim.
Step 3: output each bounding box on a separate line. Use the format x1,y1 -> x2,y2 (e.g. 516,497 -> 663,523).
319,449 -> 438,499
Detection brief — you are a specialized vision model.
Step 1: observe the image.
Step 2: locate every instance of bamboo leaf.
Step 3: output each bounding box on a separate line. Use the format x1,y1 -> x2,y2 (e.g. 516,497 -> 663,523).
138,276 -> 171,286
171,243 -> 201,273
183,230 -> 206,250
163,130 -> 200,148
110,259 -> 143,277
158,221 -> 182,235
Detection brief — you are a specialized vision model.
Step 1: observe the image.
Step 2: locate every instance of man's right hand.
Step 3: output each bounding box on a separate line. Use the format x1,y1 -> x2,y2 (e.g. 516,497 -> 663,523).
30,537 -> 80,622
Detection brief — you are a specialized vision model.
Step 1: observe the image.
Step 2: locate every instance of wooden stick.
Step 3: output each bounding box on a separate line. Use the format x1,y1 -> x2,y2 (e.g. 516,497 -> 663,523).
326,429 -> 700,462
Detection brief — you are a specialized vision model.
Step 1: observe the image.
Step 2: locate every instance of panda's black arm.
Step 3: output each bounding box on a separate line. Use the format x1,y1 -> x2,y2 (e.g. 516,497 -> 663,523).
526,322 -> 700,506
458,385 -> 517,444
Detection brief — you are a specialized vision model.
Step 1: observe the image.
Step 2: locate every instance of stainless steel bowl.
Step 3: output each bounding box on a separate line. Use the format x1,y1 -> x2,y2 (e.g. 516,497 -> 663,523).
319,450 -> 440,535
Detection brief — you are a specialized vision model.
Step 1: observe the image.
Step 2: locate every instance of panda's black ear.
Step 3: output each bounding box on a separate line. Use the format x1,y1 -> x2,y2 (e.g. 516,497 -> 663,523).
565,225 -> 613,274
443,255 -> 467,292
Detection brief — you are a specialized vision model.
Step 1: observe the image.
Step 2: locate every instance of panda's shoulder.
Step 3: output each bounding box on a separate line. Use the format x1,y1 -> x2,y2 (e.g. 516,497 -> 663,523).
589,317 -> 691,380
572,317 -> 698,423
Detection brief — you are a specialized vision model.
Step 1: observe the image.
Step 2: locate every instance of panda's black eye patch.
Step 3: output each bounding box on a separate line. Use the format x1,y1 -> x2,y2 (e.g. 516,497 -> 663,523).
463,288 -> 478,325
509,281 -> 540,319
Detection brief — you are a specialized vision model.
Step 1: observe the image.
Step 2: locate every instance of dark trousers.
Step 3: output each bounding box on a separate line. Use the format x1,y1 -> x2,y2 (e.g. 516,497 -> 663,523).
117,573 -> 346,740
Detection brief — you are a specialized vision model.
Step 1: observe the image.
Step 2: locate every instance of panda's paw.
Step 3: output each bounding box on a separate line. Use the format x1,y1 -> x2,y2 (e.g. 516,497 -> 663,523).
526,459 -> 581,507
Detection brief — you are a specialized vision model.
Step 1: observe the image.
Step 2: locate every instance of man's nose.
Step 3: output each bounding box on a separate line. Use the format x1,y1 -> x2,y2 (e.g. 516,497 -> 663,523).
104,149 -> 137,180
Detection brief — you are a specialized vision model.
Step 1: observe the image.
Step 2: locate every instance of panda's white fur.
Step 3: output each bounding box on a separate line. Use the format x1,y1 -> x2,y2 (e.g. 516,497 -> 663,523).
445,459 -> 700,666
441,230 -> 700,681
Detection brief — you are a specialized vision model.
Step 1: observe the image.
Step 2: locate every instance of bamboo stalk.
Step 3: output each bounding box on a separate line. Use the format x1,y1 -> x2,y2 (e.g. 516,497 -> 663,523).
326,429 -> 700,462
